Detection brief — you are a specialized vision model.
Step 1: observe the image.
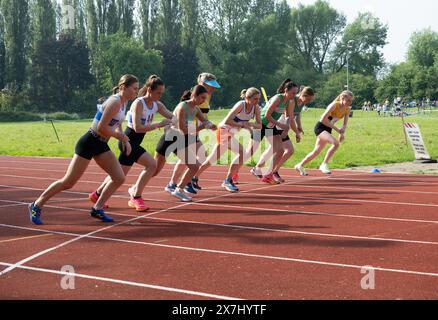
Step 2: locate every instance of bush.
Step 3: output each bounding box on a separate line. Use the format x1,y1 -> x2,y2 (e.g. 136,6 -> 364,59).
0,111 -> 83,122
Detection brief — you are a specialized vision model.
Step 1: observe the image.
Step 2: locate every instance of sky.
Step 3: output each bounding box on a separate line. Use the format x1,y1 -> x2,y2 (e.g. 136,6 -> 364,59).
287,0 -> 438,64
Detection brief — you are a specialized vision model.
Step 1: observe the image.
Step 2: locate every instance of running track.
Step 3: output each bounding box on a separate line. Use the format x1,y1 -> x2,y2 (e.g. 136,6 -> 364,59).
0,155 -> 437,300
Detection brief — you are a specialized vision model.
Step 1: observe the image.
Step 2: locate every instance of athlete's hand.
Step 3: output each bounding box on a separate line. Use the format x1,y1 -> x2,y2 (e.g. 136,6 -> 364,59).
298,127 -> 304,135
295,133 -> 301,143
124,141 -> 132,156
119,133 -> 129,143
159,119 -> 172,128
339,127 -> 346,135
339,134 -> 345,143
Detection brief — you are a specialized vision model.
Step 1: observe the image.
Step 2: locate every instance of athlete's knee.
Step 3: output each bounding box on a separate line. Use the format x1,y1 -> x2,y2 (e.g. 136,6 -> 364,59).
111,172 -> 125,185
61,179 -> 76,190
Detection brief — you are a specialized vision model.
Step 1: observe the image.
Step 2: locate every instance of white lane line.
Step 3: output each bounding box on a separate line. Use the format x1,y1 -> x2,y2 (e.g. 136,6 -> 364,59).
2,181 -> 438,225
0,262 -> 242,300
241,192 -> 438,208
2,198 -> 438,246
0,171 -> 317,277
3,156 -> 438,180
1,227 -> 438,278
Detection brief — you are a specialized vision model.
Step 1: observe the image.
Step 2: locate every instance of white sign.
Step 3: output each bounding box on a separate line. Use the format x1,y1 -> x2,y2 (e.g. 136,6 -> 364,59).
404,123 -> 431,160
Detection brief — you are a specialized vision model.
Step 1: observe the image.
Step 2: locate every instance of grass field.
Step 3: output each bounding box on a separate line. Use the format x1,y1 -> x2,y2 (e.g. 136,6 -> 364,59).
1,109 -> 437,169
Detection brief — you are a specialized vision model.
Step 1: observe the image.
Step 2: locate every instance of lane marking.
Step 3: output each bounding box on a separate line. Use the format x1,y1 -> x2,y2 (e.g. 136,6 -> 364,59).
0,262 -> 242,300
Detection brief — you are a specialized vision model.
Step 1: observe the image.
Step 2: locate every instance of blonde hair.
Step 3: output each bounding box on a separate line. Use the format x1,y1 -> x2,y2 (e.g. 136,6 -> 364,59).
198,72 -> 217,84
338,90 -> 354,100
240,87 -> 260,100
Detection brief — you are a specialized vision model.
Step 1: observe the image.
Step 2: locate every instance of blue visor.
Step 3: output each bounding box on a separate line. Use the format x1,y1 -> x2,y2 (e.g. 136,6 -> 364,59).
203,79 -> 221,89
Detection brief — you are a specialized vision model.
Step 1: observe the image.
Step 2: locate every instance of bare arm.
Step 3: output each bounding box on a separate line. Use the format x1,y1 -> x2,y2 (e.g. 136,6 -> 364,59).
97,98 -> 128,142
224,102 -> 246,129
320,102 -> 342,134
286,100 -> 299,135
264,97 -> 288,130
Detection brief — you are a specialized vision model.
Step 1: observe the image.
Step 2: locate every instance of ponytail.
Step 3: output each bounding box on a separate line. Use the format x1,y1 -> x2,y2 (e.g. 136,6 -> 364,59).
277,78 -> 298,94
138,74 -> 165,97
180,90 -> 192,102
180,85 -> 208,102
241,87 -> 260,100
112,74 -> 139,94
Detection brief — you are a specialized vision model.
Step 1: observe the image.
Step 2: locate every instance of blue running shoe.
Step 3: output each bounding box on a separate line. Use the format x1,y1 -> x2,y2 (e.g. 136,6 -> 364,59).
28,202 -> 43,225
184,183 -> 198,195
164,183 -> 177,194
222,179 -> 239,193
191,177 -> 202,190
90,208 -> 114,223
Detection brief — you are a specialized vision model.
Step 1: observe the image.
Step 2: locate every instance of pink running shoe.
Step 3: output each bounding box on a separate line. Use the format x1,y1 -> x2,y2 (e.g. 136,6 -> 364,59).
88,191 -> 109,209
261,173 -> 279,185
128,197 -> 150,212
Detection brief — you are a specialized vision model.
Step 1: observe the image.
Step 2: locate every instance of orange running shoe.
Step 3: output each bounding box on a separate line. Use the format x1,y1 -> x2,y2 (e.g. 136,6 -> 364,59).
128,197 -> 150,212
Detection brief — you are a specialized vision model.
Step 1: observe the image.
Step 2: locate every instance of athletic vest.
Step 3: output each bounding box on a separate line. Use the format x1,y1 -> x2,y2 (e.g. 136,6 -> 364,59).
261,94 -> 290,127
93,95 -> 127,128
127,97 -> 158,129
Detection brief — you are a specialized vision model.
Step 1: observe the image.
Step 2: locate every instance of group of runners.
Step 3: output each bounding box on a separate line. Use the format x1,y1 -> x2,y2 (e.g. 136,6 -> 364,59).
28,72 -> 354,225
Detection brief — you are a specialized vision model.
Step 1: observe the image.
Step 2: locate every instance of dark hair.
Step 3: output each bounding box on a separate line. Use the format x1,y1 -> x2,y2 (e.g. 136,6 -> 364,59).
300,86 -> 315,97
112,74 -> 139,94
277,78 -> 298,94
138,75 -> 165,97
180,85 -> 208,102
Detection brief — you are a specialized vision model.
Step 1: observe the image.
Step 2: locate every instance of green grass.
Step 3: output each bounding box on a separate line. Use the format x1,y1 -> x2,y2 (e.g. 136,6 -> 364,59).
1,109 -> 437,169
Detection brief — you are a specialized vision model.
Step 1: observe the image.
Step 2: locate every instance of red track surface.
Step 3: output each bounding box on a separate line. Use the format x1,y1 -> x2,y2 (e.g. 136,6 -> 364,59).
0,155 -> 437,300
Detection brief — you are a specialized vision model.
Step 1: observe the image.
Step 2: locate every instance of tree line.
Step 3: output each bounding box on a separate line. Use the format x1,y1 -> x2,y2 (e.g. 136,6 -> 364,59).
0,0 -> 436,117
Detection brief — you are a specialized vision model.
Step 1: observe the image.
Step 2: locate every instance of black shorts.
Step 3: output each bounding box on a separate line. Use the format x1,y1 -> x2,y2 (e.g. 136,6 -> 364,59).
251,124 -> 282,142
118,142 -> 147,167
281,134 -> 291,142
75,130 -> 110,160
200,108 -> 210,115
314,122 -> 332,136
155,132 -> 197,157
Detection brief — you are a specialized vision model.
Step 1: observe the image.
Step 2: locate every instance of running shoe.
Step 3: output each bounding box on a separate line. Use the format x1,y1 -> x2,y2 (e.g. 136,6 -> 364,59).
231,172 -> 239,185
184,183 -> 198,195
319,163 -> 332,175
88,191 -> 109,209
294,165 -> 308,176
222,179 -> 239,193
191,177 -> 202,190
250,167 -> 263,179
261,173 -> 280,185
272,171 -> 285,183
172,188 -> 193,202
90,207 -> 114,223
28,202 -> 43,225
165,183 -> 177,194
128,197 -> 149,212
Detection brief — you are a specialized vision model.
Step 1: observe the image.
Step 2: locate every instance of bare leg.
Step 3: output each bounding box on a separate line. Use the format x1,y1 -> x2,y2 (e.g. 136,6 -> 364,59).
273,140 -> 294,173
93,151 -> 126,210
196,142 -> 228,177
322,135 -> 340,165
35,154 -> 90,208
153,153 -> 167,177
130,152 -> 157,197
298,133 -> 330,167
96,165 -> 131,195
226,142 -> 245,180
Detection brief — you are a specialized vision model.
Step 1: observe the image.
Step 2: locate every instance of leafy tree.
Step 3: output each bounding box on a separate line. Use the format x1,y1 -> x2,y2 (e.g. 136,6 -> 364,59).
407,28 -> 438,68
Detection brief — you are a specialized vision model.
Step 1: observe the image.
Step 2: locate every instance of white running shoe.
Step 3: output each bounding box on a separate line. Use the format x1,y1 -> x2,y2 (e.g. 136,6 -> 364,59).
319,163 -> 332,175
171,188 -> 192,202
294,165 -> 308,176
